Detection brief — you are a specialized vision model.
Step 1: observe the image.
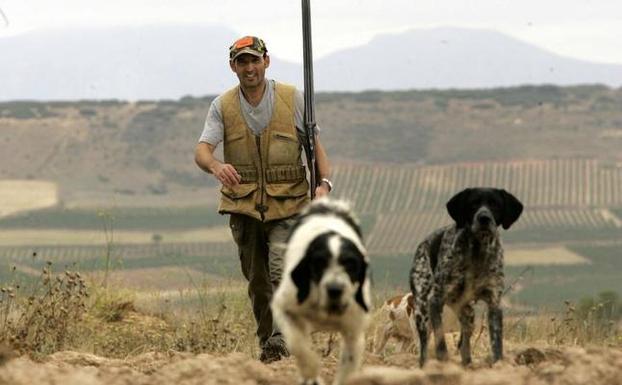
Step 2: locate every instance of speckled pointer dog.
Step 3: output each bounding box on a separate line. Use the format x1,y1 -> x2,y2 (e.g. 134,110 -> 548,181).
409,188 -> 523,367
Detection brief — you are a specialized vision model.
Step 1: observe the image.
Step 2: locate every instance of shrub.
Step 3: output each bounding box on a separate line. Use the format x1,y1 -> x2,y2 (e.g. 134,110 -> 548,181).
0,263 -> 88,357
576,291 -> 622,335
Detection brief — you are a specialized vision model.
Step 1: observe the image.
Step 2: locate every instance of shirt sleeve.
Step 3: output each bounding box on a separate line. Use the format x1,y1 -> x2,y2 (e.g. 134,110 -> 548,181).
294,89 -> 321,136
198,96 -> 224,146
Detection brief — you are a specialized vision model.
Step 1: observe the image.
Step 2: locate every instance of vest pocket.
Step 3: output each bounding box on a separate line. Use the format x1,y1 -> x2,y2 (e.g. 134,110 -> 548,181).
221,183 -> 258,199
273,132 -> 297,143
268,131 -> 300,165
224,131 -> 253,165
265,179 -> 309,199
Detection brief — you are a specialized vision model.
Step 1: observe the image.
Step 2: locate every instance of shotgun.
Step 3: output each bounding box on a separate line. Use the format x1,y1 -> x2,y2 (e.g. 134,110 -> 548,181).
301,0 -> 319,198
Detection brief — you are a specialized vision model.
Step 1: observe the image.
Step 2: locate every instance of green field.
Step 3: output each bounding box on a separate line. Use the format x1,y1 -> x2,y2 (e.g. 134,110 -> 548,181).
2,235 -> 620,310
505,244 -> 622,308
0,206 -> 227,230
2,158 -> 622,308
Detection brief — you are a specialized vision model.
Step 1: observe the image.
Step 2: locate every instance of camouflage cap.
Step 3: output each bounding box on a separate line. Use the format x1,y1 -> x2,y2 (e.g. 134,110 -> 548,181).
229,36 -> 268,61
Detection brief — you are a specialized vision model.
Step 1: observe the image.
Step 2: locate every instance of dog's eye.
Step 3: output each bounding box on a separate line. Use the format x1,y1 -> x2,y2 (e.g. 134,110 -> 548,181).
308,252 -> 329,279
309,252 -> 329,263
340,257 -> 360,274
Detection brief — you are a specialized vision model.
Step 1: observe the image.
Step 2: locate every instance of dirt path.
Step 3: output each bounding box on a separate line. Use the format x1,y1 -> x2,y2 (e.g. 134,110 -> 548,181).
1,346 -> 621,385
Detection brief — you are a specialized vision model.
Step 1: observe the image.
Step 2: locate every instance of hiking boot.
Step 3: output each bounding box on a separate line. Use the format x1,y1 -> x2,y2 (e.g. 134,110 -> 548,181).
259,336 -> 289,363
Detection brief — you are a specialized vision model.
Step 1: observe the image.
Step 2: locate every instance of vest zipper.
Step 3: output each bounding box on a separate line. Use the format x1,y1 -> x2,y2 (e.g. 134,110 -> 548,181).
255,135 -> 267,221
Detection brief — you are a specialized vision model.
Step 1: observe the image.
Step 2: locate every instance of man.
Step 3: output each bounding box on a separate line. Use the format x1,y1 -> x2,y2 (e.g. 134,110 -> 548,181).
194,36 -> 332,363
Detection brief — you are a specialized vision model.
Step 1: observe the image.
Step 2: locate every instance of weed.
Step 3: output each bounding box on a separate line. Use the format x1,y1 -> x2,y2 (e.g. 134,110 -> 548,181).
0,262 -> 88,358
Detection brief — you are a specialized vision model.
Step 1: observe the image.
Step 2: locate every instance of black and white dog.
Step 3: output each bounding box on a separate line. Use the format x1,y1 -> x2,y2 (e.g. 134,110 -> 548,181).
271,198 -> 371,385
409,188 -> 523,367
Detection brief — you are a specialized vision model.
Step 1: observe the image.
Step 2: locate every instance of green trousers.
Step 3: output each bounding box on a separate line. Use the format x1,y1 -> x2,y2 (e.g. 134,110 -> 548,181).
228,213 -> 294,346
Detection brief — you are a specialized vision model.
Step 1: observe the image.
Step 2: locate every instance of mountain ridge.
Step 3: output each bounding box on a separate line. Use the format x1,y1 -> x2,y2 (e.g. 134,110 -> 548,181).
1,25 -> 621,101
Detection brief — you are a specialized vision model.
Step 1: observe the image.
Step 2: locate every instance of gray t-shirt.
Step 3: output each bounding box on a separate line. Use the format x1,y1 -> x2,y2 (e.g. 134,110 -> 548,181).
199,79 -> 318,146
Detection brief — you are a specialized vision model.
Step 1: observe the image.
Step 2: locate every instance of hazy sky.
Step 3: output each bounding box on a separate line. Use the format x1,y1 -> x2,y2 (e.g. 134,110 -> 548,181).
1,0 -> 621,64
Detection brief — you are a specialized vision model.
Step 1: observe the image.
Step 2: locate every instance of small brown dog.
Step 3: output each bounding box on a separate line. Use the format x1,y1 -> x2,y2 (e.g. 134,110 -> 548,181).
373,293 -> 416,355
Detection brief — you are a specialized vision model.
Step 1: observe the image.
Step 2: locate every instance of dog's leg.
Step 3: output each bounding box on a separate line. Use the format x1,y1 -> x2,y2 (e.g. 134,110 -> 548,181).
481,287 -> 504,363
280,314 -> 322,384
373,322 -> 392,355
395,338 -> 406,353
410,247 -> 434,367
488,304 -> 503,363
334,327 -> 365,385
411,305 -> 429,367
430,294 -> 448,362
457,304 -> 474,365
404,337 -> 416,353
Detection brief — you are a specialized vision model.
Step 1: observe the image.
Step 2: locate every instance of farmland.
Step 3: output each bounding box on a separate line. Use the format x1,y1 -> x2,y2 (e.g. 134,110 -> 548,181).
1,85 -> 622,309
1,88 -> 621,385
332,159 -> 622,213
0,180 -> 58,217
1,158 -> 622,309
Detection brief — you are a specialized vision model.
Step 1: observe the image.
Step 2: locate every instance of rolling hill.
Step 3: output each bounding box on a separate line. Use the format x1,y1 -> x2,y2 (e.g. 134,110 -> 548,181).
1,85 -> 622,306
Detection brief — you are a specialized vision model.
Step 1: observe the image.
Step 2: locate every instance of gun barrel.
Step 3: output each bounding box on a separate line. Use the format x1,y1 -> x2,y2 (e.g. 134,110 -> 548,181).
302,0 -> 318,197
302,0 -> 315,127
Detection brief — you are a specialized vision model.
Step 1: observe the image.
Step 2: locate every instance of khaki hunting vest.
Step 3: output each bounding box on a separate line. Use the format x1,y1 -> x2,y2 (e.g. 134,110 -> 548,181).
218,82 -> 310,221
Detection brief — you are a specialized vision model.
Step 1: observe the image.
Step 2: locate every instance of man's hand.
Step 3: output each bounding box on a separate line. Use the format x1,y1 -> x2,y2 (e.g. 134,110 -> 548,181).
314,183 -> 330,199
213,162 -> 241,188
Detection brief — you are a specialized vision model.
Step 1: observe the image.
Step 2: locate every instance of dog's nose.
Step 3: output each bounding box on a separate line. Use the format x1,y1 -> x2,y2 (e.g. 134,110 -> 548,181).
477,214 -> 492,226
326,283 -> 344,300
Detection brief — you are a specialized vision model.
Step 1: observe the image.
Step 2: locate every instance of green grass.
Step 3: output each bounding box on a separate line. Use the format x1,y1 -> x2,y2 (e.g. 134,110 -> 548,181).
0,102 -> 59,119
358,213 -> 377,236
2,247 -> 242,294
610,208 -> 622,219
0,242 -> 237,272
0,206 -> 227,230
17,252 -> 242,278
505,226 -> 622,244
1,179 -> 620,310
369,254 -> 413,290
4,241 -> 621,310
0,264 -> 36,286
346,245 -> 622,311
505,244 -> 622,308
316,84 -> 612,108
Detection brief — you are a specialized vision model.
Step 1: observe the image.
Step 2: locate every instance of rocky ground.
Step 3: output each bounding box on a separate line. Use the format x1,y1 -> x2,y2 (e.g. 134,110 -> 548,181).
1,344 -> 621,385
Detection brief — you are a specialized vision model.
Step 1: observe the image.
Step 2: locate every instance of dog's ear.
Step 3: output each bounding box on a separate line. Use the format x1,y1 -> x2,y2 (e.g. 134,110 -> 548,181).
498,189 -> 523,229
446,188 -> 472,228
354,257 -> 370,312
291,257 -> 311,304
340,239 -> 370,312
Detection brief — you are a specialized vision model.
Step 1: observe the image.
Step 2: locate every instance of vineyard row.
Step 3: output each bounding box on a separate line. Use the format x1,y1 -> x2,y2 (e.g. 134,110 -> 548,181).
333,159 -> 622,213
366,207 -> 622,255
1,208 -> 617,262
0,242 -> 236,264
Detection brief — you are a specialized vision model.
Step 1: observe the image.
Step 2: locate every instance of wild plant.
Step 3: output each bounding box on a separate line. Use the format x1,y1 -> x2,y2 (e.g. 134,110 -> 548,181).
0,262 -> 88,357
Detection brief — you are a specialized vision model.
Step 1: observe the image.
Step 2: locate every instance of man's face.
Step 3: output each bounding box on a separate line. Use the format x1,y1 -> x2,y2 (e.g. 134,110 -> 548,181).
230,53 -> 270,89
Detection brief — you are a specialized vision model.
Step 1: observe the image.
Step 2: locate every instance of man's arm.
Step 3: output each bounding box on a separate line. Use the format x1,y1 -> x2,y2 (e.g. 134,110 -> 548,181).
194,142 -> 241,188
314,135 -> 331,197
